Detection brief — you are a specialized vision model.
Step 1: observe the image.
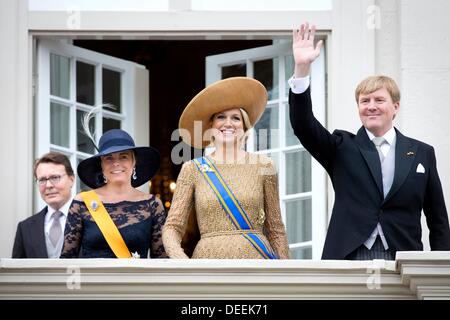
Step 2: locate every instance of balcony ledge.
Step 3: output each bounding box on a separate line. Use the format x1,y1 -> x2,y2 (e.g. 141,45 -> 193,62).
1,251 -> 449,299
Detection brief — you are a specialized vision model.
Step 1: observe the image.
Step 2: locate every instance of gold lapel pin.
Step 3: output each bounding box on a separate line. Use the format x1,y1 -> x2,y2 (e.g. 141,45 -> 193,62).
406,151 -> 414,156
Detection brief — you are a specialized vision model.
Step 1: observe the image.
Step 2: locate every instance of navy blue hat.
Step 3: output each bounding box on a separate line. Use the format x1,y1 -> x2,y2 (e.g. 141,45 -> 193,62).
77,129 -> 160,189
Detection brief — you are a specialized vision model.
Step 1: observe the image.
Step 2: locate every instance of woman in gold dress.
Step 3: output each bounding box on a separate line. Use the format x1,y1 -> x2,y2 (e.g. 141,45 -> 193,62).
162,77 -> 289,259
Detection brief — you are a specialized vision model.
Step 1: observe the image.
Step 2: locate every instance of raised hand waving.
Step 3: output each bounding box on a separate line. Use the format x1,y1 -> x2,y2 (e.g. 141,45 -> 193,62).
293,22 -> 323,77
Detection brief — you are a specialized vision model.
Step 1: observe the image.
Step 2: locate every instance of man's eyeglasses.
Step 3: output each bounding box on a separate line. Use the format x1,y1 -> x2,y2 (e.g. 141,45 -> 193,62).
36,174 -> 67,186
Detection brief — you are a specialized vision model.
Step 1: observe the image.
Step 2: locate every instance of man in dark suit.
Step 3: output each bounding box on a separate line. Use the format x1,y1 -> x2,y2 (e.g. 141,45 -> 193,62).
12,152 -> 74,258
289,22 -> 450,260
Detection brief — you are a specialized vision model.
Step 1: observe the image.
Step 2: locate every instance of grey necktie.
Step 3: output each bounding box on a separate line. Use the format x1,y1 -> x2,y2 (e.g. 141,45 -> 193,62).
49,211 -> 62,247
373,137 -> 386,163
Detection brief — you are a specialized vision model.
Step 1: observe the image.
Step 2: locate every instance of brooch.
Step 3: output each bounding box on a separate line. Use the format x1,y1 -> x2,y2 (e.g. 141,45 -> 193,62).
406,151 -> 415,156
199,164 -> 214,172
258,208 -> 266,225
131,251 -> 140,259
91,201 -> 98,211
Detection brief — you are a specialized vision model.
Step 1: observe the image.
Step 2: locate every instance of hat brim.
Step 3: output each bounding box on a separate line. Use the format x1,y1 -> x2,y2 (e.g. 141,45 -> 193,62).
179,77 -> 268,149
77,145 -> 160,189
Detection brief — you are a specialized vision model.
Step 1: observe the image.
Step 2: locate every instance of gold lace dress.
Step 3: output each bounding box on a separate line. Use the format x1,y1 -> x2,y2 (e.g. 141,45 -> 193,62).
162,153 -> 290,259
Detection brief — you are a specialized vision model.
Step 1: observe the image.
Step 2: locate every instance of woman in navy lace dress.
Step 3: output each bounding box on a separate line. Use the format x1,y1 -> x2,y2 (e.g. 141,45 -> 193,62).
60,129 -> 167,258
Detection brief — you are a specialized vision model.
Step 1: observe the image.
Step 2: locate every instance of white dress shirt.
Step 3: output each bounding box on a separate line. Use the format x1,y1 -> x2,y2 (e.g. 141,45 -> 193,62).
288,75 -> 310,94
44,199 -> 72,258
365,127 -> 396,160
364,127 -> 396,250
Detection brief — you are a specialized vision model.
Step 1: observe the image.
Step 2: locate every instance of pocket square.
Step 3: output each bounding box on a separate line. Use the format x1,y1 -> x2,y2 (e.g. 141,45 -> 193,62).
416,163 -> 425,174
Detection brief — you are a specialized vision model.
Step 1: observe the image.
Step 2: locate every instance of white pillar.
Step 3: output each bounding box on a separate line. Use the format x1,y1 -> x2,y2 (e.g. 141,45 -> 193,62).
0,0 -> 33,257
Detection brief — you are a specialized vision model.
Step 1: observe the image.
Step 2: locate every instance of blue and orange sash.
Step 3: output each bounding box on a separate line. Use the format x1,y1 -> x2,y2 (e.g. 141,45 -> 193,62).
193,157 -> 277,259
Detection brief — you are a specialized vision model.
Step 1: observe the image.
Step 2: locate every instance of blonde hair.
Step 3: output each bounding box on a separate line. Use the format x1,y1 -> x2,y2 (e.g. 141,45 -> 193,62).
239,108 -> 252,147
239,108 -> 252,131
208,108 -> 252,148
355,75 -> 400,103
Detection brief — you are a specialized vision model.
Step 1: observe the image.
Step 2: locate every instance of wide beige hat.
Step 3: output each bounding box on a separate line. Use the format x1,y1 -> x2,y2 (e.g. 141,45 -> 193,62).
179,77 -> 268,149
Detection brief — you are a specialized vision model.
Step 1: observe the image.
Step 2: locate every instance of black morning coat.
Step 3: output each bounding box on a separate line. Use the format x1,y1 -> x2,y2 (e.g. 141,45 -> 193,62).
289,87 -> 450,259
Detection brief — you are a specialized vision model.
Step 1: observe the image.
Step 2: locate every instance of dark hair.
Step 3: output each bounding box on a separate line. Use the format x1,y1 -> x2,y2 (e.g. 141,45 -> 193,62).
34,152 -> 74,178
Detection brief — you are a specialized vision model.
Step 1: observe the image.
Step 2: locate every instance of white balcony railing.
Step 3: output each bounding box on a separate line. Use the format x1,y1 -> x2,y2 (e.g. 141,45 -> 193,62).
1,252 -> 449,299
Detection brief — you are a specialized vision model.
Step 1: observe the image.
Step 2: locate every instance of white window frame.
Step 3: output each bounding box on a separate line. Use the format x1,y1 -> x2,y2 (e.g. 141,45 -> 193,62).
206,42 -> 327,259
36,39 -> 141,209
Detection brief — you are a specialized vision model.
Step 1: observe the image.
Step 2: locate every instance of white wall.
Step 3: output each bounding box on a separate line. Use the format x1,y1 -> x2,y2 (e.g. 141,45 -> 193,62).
401,0 -> 450,249
399,0 -> 450,208
0,0 -> 33,257
374,0 -> 400,80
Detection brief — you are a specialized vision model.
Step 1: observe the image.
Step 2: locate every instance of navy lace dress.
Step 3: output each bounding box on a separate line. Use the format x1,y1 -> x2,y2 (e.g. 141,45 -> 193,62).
60,195 -> 167,258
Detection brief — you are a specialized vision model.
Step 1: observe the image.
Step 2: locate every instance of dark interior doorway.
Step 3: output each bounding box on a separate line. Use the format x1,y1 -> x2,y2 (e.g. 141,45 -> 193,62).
74,39 -> 272,208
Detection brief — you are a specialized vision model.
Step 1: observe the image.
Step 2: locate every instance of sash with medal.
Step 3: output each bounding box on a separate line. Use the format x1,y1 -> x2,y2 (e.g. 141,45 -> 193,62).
81,190 -> 140,258
193,157 -> 277,259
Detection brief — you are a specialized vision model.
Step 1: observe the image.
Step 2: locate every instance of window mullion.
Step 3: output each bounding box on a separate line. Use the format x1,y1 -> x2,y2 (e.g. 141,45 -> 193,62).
97,63 -> 103,137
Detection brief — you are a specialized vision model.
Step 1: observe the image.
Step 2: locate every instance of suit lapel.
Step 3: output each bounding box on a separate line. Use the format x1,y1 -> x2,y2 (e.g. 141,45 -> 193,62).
356,127 -> 383,197
383,129 -> 417,203
29,207 -> 49,257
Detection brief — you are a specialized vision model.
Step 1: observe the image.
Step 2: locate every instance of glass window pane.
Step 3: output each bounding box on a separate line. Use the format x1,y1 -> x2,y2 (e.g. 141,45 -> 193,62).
286,198 -> 312,243
285,102 -> 301,146
253,105 -> 278,151
285,55 -> 294,96
76,61 -> 95,105
254,58 -> 279,100
290,247 -> 312,259
286,150 -> 311,194
267,152 -> 279,172
50,54 -> 70,99
103,117 -> 121,133
76,110 -> 96,154
50,102 -> 70,148
102,68 -> 121,113
221,63 -> 246,79
77,158 -> 91,192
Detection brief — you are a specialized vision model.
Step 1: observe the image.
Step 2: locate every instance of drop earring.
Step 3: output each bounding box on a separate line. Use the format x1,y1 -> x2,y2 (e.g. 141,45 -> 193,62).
132,167 -> 137,180
103,174 -> 108,184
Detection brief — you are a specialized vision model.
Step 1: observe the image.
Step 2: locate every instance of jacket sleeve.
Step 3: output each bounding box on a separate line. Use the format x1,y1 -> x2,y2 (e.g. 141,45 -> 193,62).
12,222 -> 25,258
289,87 -> 339,173
423,147 -> 450,250
150,197 -> 168,258
162,161 -> 196,258
263,158 -> 290,259
60,200 -> 83,258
